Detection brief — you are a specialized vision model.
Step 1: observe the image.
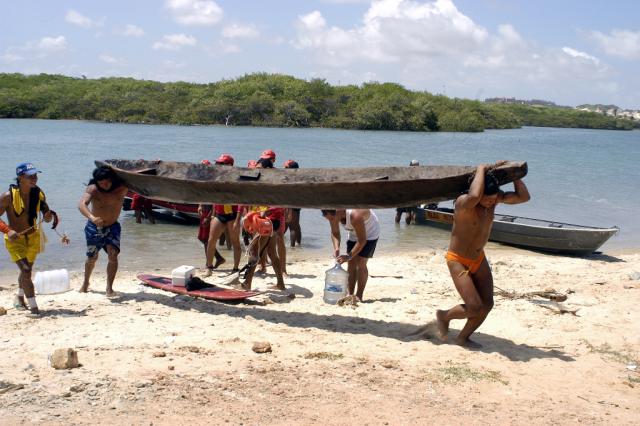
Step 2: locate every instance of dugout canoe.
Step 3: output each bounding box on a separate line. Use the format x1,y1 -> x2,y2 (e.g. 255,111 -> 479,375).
96,159 -> 528,209
414,205 -> 618,255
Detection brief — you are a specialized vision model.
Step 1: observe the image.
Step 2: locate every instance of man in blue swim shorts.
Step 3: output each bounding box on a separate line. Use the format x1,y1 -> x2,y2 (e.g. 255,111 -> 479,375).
78,166 -> 128,297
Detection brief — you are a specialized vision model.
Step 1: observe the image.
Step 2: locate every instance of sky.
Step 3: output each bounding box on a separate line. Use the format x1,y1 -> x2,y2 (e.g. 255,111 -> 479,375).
1,0 -> 639,109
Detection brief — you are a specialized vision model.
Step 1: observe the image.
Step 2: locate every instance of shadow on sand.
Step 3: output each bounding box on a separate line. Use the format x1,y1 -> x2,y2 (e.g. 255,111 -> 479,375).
110,282 -> 575,363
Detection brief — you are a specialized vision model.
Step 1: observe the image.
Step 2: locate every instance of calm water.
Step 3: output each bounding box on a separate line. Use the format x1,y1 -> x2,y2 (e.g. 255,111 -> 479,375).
1,119 -> 639,275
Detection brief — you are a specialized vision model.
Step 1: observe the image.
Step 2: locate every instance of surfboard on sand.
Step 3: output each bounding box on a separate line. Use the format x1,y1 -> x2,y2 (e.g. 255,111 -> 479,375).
137,273 -> 259,301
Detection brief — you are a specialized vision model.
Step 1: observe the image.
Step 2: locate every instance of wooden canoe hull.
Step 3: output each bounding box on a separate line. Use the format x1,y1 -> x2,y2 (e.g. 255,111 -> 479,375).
414,207 -> 618,256
97,159 -> 528,209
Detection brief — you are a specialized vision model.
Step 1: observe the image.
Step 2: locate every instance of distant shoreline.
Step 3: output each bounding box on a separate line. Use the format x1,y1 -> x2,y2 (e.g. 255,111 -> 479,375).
1,72 -> 636,132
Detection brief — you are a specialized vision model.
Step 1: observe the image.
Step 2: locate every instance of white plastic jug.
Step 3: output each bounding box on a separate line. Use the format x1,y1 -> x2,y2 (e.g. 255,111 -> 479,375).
323,263 -> 348,304
34,269 -> 70,295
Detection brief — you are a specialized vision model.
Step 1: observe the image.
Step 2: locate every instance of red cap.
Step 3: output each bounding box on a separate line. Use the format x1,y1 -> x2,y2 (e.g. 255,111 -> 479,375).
284,159 -> 299,169
247,160 -> 258,169
260,149 -> 276,160
215,154 -> 234,166
201,159 -> 212,166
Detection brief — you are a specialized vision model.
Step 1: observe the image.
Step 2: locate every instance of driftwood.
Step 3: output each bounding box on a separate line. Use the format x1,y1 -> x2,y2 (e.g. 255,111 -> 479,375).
494,286 -> 568,302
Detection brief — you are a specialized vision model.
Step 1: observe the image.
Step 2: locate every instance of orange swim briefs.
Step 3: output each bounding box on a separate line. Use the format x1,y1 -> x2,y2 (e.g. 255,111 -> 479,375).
445,250 -> 485,275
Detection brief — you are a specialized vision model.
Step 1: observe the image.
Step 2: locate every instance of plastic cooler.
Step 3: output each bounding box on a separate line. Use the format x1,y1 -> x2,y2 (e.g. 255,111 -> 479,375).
171,265 -> 195,286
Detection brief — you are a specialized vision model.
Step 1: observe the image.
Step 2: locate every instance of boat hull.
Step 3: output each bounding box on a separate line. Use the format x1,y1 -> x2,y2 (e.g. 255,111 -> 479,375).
98,159 -> 528,209
414,207 -> 618,256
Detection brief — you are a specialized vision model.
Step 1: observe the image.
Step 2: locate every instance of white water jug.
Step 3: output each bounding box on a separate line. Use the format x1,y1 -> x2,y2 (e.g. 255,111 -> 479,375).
323,263 -> 348,304
34,269 -> 70,295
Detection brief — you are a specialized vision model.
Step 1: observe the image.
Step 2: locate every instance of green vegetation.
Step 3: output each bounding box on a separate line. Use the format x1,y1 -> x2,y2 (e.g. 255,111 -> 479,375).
0,72 -> 634,131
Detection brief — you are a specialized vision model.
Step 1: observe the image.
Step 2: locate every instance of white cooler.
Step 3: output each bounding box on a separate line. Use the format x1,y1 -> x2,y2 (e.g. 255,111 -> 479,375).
171,265 -> 195,287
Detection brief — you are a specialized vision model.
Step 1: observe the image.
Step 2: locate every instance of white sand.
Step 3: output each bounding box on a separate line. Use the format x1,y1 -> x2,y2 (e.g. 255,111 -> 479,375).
0,249 -> 639,425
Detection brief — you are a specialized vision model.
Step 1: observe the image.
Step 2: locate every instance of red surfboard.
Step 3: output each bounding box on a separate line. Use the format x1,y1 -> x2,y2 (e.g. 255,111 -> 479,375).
137,274 -> 259,301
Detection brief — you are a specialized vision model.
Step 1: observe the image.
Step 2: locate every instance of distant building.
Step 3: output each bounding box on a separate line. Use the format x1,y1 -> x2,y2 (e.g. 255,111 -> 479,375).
576,104 -> 640,121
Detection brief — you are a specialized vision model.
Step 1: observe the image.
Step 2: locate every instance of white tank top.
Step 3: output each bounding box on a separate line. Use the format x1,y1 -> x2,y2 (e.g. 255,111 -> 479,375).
344,209 -> 380,242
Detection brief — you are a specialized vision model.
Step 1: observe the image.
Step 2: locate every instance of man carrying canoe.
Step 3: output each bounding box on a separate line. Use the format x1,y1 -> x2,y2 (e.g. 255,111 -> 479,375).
78,166 -> 128,297
436,162 -> 530,347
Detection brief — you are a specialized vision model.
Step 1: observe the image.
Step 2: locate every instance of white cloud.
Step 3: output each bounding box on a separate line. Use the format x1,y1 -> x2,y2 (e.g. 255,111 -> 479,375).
165,0 -> 223,26
116,24 -> 145,37
562,47 -> 600,65
222,44 -> 241,54
36,36 -> 68,52
222,24 -> 260,39
65,10 -> 102,28
293,0 -> 617,105
0,53 -> 24,63
99,54 -> 125,65
295,0 -> 488,65
153,34 -> 197,50
591,29 -> 640,60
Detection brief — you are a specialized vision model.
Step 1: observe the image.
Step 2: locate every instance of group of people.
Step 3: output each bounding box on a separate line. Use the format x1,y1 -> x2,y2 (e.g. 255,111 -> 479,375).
195,150 -> 302,292
1,157 -> 529,347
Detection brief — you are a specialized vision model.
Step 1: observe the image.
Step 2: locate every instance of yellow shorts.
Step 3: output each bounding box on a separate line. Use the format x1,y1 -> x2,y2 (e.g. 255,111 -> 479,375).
5,232 -> 41,263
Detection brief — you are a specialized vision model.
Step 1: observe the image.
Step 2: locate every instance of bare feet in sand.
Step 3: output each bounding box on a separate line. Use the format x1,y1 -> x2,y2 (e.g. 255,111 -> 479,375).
436,310 -> 449,342
79,282 -> 89,293
106,289 -> 118,298
201,266 -> 213,278
213,257 -> 226,269
455,337 -> 483,349
267,284 -> 286,291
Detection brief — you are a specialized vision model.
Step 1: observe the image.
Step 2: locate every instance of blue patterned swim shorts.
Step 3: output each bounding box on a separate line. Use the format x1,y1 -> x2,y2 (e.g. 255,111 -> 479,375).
85,221 -> 121,257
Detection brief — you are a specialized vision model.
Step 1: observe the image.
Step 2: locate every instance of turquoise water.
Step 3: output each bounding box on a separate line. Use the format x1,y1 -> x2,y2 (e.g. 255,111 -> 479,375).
0,119 -> 638,274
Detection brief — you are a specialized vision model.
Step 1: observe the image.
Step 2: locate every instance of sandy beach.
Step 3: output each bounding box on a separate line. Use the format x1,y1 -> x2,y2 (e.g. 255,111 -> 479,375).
1,247 -> 639,425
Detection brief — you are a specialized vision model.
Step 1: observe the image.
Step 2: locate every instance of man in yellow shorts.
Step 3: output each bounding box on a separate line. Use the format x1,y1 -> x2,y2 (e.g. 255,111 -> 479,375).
436,162 -> 530,347
0,162 -> 54,316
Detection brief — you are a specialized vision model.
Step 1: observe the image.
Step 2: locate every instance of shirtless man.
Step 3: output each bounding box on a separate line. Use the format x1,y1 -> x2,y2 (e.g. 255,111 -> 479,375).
0,162 -> 54,315
436,163 -> 530,347
322,209 -> 380,302
78,166 -> 128,296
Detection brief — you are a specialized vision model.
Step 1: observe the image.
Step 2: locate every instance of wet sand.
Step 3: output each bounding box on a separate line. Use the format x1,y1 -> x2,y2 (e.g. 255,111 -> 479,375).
0,248 -> 639,425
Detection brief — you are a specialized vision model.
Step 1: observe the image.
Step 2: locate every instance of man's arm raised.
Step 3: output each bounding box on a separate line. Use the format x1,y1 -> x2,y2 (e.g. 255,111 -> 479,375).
456,164 -> 488,211
499,180 -> 530,205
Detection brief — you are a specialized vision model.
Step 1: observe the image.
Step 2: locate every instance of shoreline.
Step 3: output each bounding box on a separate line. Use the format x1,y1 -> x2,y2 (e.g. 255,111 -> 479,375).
1,250 -> 638,424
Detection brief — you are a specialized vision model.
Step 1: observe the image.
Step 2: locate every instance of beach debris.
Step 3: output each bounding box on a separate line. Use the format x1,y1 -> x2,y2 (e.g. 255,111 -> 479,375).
168,365 -> 175,371
50,348 -> 80,369
152,351 -> 167,358
337,294 -> 359,307
0,307 -> 6,316
371,274 -> 403,279
628,271 -> 640,281
0,381 -> 24,395
494,286 -> 567,302
627,363 -> 637,372
252,342 -> 272,354
534,301 -> 580,316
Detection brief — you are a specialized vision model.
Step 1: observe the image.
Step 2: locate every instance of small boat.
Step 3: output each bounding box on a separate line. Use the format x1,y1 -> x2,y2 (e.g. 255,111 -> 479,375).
98,159 -> 528,209
414,205 -> 618,255
123,191 -> 199,223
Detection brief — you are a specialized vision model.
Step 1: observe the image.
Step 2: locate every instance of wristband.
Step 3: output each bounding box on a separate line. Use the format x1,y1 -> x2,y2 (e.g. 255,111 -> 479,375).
0,220 -> 12,234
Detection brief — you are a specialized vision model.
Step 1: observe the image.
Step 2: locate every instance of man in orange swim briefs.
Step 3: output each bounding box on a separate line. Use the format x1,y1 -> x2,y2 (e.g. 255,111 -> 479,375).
436,162 -> 530,347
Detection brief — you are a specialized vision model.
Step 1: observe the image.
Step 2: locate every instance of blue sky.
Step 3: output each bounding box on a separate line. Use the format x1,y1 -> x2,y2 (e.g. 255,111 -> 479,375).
1,0 -> 639,108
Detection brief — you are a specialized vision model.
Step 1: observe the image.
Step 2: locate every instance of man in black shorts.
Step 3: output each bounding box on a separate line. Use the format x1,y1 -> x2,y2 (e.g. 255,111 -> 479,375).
321,209 -> 380,302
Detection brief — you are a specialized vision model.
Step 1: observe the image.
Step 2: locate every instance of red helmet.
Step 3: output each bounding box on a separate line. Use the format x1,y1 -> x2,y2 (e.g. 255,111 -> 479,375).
284,159 -> 299,169
201,159 -> 212,166
260,149 -> 276,160
215,154 -> 234,166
